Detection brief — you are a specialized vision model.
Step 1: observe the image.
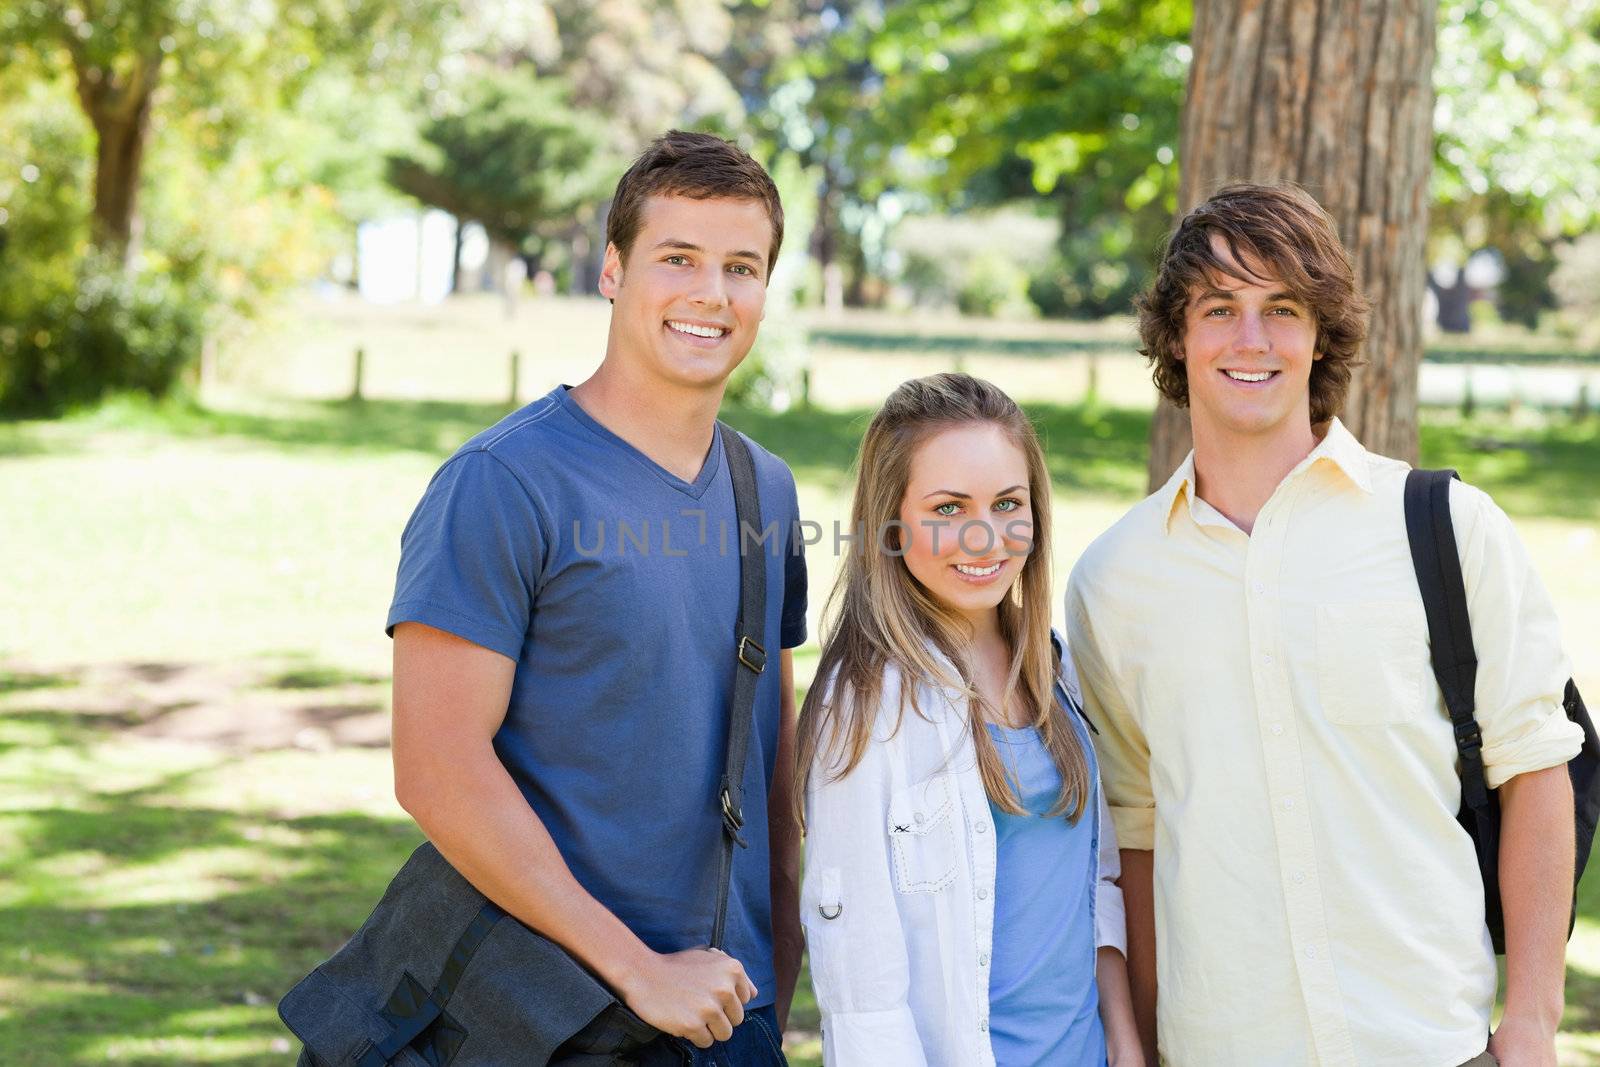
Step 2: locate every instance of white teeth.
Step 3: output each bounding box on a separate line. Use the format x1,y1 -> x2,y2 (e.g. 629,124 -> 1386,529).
1225,370 -> 1273,382
954,562 -> 1001,577
667,320 -> 726,338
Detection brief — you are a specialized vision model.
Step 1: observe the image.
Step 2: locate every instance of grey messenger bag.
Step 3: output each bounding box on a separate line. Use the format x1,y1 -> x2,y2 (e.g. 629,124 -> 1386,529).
279,423 -> 771,1066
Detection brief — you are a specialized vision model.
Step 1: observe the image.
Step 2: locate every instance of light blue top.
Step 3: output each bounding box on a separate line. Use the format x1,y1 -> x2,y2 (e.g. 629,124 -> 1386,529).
985,717 -> 1106,1067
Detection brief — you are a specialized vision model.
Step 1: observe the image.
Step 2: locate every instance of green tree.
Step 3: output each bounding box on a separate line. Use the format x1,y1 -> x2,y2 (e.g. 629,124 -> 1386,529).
386,70 -> 609,287
1431,0 -> 1600,330
0,0 -> 449,266
782,0 -> 1189,313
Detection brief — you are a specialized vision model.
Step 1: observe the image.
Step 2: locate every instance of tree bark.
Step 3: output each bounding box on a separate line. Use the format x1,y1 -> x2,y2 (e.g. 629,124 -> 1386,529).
1147,0 -> 1436,488
72,50 -> 163,269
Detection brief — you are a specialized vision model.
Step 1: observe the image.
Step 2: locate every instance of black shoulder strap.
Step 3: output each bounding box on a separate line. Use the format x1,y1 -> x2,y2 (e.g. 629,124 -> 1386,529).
1403,468 -> 1489,812
711,422 -> 768,949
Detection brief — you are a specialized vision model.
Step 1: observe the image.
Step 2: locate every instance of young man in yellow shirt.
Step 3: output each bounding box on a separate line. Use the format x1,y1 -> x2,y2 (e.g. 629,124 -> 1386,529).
1066,184 -> 1577,1067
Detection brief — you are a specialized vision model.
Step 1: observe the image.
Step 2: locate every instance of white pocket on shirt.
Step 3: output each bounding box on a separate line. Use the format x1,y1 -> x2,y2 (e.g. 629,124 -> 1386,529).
887,773 -> 960,893
1315,599 -> 1426,726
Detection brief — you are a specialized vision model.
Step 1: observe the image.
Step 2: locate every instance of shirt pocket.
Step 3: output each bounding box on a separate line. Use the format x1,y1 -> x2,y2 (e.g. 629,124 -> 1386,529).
1315,599 -> 1427,726
887,772 -> 960,893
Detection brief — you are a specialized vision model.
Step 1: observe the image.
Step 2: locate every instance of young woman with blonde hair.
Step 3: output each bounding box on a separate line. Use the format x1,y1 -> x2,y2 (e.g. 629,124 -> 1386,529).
798,373 -> 1140,1066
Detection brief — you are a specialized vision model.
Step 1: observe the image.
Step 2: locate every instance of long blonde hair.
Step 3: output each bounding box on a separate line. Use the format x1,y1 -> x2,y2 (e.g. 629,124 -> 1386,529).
796,373 -> 1090,821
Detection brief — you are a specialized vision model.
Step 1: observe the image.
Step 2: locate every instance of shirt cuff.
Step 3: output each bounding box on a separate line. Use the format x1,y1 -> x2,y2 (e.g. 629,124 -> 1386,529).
1096,882 -> 1128,957
822,1007 -> 930,1067
1483,706 -> 1583,789
1109,804 -> 1155,851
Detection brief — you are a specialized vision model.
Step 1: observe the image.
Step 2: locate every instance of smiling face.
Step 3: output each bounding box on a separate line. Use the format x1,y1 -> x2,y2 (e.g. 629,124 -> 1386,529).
1179,232 -> 1321,447
896,421 -> 1035,631
598,194 -> 772,392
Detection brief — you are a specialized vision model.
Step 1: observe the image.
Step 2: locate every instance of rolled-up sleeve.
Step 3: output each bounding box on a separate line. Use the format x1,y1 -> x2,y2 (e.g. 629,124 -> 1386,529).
801,674 -> 929,1067
1094,783 -> 1128,956
1066,574 -> 1156,850
1451,482 -> 1582,788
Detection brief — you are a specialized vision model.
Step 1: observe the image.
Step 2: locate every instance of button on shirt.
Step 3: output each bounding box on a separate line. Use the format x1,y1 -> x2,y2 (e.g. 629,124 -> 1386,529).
1064,419 -> 1581,1067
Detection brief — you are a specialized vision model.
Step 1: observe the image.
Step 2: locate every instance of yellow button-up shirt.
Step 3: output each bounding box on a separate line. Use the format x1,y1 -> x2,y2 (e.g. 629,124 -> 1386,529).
1065,419 -> 1580,1067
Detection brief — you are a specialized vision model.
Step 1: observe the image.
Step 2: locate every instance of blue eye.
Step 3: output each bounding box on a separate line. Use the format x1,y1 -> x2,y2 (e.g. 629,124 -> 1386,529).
665,255 -> 688,265
934,502 -> 960,516
995,498 -> 1022,512
729,264 -> 755,277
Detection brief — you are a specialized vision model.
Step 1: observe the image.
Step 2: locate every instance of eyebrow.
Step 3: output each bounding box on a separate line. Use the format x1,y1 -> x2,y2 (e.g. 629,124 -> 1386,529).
652,239 -> 764,263
922,484 -> 1028,499
1192,287 -> 1302,305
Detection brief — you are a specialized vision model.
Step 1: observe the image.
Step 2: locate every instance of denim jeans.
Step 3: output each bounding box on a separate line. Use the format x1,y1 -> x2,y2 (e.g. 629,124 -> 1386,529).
630,1004 -> 787,1067
299,1004 -> 786,1067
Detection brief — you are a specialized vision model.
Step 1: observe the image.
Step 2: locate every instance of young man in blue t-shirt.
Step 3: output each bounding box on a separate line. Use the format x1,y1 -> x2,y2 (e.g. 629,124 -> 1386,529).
385,131 -> 808,1059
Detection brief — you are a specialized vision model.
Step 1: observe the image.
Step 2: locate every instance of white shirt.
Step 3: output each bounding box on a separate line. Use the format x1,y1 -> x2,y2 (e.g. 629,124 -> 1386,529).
1065,418 -> 1581,1067
801,641 -> 1126,1067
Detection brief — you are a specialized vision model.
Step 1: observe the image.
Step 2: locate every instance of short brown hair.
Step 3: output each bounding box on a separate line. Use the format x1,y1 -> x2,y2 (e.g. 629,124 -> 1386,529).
1135,183 -> 1369,424
606,130 -> 784,273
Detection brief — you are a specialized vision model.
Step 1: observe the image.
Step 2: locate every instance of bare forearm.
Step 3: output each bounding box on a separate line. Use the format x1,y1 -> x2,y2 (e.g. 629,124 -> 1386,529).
1098,946 -> 1144,1066
1497,764 -> 1574,1035
396,743 -> 653,995
1119,848 -> 1158,1064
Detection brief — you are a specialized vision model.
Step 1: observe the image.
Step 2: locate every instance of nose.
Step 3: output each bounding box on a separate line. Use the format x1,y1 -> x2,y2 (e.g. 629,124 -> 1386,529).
1233,310 -> 1269,354
957,512 -> 1012,558
688,265 -> 728,310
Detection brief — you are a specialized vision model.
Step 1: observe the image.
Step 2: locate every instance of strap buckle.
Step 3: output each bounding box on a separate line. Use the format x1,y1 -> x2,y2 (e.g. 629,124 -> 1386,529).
737,635 -> 766,674
1454,720 -> 1483,755
720,782 -> 749,848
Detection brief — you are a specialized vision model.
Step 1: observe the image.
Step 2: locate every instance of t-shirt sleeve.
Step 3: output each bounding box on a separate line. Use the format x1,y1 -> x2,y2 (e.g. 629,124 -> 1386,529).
1066,567 -> 1156,850
781,479 -> 808,649
1451,482 -> 1581,788
386,449 -> 546,661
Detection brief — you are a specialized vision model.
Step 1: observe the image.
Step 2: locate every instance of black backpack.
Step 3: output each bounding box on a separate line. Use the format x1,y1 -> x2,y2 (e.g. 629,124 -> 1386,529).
1404,468 -> 1600,953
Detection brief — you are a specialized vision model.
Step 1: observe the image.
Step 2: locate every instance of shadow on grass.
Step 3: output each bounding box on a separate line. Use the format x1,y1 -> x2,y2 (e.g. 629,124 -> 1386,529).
1421,416 -> 1600,523
264,665 -> 386,691
722,402 -> 1153,500
0,805 -> 422,1065
4,389 -> 1596,521
0,690 -> 418,1065
0,394 -> 513,459
1,669 -> 80,692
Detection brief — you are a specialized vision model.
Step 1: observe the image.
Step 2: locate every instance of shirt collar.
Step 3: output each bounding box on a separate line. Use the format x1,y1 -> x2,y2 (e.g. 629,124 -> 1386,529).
1159,417 -> 1372,535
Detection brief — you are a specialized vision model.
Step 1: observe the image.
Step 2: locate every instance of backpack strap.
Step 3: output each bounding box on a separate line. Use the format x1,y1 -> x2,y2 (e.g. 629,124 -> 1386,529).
1403,468 -> 1489,812
711,422 -> 769,950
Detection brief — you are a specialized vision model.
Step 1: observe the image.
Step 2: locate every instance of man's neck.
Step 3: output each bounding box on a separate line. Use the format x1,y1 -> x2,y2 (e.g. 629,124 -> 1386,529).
567,361 -> 724,483
1190,419 -> 1322,535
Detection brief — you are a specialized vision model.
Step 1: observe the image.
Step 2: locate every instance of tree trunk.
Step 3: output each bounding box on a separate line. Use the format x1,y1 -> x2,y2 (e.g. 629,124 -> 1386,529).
450,216 -> 466,294
1147,0 -> 1435,489
73,52 -> 162,269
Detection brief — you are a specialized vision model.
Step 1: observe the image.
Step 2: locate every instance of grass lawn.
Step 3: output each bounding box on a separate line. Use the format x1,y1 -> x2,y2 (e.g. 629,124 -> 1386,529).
4,297 -> 1600,1064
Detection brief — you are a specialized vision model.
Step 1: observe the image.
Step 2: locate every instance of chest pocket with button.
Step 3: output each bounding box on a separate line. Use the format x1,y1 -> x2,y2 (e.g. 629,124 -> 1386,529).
887,773 -> 960,893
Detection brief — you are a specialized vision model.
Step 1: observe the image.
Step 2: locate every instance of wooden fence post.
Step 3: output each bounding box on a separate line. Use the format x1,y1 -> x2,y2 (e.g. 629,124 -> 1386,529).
350,347 -> 365,403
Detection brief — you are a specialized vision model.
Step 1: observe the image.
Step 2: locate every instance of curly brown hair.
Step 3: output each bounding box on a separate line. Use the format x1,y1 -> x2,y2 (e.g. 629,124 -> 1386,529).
1135,183 -> 1370,424
606,130 -> 784,274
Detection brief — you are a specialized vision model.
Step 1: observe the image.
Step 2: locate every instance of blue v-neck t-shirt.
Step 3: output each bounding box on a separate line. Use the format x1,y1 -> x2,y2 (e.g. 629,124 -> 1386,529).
387,385 -> 808,1006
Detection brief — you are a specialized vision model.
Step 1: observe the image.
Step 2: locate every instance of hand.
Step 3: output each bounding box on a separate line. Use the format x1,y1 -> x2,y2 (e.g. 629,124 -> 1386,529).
618,947 -> 757,1049
1487,1014 -> 1558,1067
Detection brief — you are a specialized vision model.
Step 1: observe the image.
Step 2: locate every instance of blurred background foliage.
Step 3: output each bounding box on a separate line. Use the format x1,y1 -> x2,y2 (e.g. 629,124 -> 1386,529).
1,0 -> 1598,413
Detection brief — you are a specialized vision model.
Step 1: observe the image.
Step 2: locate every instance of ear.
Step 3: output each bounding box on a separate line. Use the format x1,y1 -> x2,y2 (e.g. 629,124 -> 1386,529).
598,242 -> 624,301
